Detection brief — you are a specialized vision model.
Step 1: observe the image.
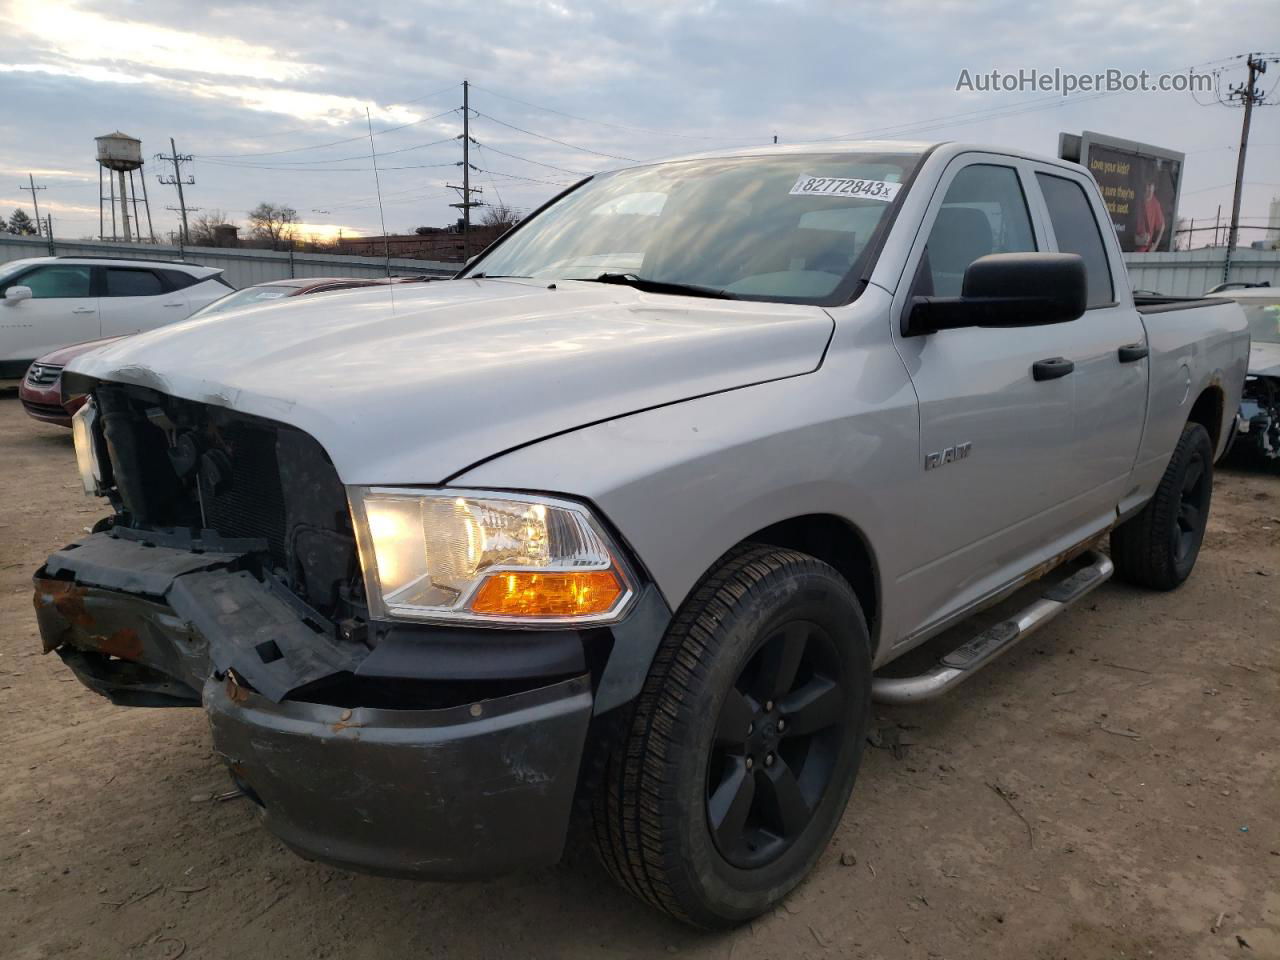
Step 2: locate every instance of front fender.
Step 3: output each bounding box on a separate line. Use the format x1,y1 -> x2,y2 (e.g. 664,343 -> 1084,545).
451,358 -> 920,661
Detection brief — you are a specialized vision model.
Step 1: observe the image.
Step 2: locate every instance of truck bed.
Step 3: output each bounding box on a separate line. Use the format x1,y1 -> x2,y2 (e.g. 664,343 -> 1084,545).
1134,295 -> 1233,315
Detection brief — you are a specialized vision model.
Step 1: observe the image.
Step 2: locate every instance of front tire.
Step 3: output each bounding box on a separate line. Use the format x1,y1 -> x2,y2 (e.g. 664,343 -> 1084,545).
592,544 -> 871,928
1111,421 -> 1214,590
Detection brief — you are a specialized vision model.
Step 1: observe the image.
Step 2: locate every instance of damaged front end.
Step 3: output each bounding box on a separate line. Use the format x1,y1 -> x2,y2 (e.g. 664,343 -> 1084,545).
34,380 -> 609,878
1236,375 -> 1280,462
40,380 -> 374,704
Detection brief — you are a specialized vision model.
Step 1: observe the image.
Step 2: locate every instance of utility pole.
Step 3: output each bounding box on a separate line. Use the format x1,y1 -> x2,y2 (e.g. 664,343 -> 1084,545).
461,79 -> 473,261
19,174 -> 46,237
463,79 -> 470,256
165,205 -> 198,257
156,138 -> 196,245
448,80 -> 485,262
1223,53 -> 1270,281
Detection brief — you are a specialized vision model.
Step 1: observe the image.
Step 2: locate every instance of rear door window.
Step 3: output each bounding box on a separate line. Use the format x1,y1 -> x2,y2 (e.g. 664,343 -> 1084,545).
105,268 -> 165,297
1035,173 -> 1115,308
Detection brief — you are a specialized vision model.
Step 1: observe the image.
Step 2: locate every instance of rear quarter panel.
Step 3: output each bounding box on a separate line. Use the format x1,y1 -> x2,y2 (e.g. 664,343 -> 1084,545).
1124,301 -> 1248,514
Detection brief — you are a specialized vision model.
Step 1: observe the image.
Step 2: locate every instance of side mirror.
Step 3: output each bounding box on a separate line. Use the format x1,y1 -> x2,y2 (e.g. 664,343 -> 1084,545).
905,253 -> 1087,336
4,285 -> 33,304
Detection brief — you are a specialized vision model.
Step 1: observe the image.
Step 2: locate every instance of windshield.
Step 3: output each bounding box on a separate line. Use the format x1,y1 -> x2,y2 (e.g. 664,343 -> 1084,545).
464,151 -> 923,303
1241,300 -> 1280,344
189,284 -> 295,318
0,259 -> 38,284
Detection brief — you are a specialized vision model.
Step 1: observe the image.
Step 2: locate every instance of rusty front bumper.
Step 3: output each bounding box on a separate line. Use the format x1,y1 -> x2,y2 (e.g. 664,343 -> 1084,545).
34,532 -> 594,878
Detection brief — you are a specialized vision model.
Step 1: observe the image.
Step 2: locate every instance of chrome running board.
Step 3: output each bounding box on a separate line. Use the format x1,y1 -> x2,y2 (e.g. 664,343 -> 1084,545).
872,550 -> 1114,705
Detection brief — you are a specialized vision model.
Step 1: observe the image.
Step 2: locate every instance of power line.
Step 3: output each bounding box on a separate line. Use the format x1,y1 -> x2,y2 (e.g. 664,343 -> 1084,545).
470,139 -> 585,175
1182,179 -> 1280,195
804,88 -> 1122,143
187,82 -> 463,146
324,183 -> 458,210
468,83 -> 766,142
204,135 -> 461,167
470,110 -> 637,162
478,167 -> 578,187
801,58 -> 1242,144
391,81 -> 467,109
470,143 -> 505,210
196,108 -> 460,159
195,158 -> 461,173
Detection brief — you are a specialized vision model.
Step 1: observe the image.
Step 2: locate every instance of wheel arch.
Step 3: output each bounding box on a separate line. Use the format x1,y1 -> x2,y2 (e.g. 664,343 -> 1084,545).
1187,382 -> 1225,456
738,513 -> 882,657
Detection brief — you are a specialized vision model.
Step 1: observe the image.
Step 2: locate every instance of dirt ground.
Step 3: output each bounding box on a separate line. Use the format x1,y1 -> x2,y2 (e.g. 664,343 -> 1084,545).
1,388 -> 1276,960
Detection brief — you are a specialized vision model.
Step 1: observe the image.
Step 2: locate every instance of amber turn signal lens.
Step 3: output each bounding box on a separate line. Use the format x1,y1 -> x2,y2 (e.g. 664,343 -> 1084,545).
470,570 -> 623,618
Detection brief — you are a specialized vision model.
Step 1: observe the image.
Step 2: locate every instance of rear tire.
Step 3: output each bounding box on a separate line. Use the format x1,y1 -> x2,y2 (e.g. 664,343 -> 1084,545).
1111,422 -> 1214,590
592,543 -> 871,928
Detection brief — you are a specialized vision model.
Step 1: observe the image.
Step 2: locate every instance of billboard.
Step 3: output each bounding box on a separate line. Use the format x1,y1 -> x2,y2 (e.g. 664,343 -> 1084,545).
1058,131 -> 1184,253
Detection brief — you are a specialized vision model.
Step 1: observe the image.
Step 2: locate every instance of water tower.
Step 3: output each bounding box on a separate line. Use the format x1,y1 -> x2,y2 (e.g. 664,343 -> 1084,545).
96,132 -> 155,243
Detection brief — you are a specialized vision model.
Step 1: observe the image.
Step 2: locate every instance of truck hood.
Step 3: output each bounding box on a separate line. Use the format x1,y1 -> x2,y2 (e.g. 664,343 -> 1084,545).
1249,340 -> 1280,378
37,335 -> 129,366
67,279 -> 834,483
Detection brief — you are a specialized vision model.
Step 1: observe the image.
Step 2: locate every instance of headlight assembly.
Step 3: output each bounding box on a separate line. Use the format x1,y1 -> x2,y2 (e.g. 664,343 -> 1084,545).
71,398 -> 104,496
350,487 -> 635,626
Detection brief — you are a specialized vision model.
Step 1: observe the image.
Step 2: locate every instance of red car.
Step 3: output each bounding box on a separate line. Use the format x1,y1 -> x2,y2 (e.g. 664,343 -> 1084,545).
19,336 -> 126,426
18,276 -> 428,427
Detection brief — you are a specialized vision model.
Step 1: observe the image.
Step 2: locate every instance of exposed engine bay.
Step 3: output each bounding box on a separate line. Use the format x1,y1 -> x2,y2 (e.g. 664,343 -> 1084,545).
92,381 -> 366,622
35,381 -> 374,706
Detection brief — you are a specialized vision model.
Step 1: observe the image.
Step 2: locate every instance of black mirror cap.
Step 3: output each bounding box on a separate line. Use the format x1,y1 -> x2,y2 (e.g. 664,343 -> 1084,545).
963,252 -> 1087,315
906,253 -> 1088,335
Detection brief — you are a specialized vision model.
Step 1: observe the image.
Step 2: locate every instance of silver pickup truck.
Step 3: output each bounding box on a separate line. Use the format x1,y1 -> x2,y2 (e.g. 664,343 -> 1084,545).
37,141 -> 1247,928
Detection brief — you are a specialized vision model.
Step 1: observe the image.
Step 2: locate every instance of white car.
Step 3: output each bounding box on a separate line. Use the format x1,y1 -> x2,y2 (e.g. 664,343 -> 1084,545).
0,256 -> 232,383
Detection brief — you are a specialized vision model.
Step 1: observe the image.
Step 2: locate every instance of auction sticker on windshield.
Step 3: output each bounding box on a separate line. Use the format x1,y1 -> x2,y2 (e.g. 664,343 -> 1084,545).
789,176 -> 902,202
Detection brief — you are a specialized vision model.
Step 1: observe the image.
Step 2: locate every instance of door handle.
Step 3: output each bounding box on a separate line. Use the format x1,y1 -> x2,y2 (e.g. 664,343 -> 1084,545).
1032,357 -> 1075,381
1118,342 -> 1149,363
162,301 -> 186,307
71,307 -> 95,314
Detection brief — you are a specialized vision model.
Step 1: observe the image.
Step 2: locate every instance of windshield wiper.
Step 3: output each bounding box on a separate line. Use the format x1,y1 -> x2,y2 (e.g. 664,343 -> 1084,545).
469,273 -> 532,279
571,273 -> 737,300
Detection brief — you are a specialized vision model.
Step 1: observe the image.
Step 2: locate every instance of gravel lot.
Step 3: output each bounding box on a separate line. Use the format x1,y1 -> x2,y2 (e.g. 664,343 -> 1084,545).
1,388 -> 1277,959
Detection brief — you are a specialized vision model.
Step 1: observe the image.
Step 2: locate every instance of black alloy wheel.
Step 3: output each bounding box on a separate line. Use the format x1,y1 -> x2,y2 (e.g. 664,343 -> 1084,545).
706,620 -> 844,868
1173,442 -> 1211,565
593,544 -> 872,928
1111,421 -> 1215,590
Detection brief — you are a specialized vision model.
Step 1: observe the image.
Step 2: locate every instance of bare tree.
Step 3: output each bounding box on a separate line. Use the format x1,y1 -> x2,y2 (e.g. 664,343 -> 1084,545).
479,202 -> 522,233
190,209 -> 232,246
247,202 -> 299,250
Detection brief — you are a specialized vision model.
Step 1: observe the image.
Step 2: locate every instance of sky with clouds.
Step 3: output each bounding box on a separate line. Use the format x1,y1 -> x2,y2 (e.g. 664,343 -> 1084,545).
0,0 -> 1277,244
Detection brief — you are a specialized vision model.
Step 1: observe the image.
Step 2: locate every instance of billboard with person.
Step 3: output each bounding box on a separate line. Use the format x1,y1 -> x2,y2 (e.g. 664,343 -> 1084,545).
1058,132 -> 1184,253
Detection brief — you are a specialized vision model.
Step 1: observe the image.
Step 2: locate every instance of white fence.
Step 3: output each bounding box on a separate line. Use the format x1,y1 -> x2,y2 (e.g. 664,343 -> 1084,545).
0,234 -> 456,288
1124,248 -> 1280,297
